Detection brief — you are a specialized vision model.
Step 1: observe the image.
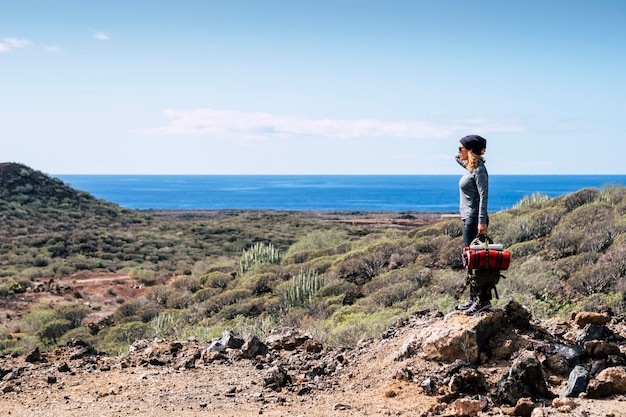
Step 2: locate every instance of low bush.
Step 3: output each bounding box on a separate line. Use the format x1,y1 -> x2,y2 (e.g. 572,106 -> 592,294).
368,281 -> 416,308
555,188 -> 599,212
333,243 -> 396,285
97,321 -> 152,354
202,288 -> 253,315
37,319 -> 72,345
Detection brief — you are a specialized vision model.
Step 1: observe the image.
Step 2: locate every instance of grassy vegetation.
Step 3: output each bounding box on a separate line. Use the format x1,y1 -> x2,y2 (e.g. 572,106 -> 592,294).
1,163 -> 626,355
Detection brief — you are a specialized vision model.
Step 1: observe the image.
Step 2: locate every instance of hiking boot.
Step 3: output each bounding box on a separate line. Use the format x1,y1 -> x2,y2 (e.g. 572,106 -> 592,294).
455,299 -> 476,311
464,301 -> 491,316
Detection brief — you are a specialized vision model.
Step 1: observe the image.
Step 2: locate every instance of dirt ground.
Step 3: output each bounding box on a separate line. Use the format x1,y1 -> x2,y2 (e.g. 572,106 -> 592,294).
0,318 -> 624,417
1,272 -> 625,417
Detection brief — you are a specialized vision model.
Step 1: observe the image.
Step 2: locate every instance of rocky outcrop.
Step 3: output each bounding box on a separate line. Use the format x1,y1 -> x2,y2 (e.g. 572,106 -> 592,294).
392,301 -> 626,410
1,302 -> 625,415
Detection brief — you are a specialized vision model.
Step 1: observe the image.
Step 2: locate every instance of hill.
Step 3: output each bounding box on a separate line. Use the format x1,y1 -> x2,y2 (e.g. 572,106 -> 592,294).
0,162 -> 147,238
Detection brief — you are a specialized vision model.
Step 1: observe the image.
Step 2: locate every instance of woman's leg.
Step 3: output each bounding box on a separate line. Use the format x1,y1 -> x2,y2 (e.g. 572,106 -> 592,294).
458,217 -> 479,309
462,217 -> 478,247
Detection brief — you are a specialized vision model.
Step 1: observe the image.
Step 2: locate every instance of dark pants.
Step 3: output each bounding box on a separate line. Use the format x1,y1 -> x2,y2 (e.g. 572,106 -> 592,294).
463,216 -> 491,303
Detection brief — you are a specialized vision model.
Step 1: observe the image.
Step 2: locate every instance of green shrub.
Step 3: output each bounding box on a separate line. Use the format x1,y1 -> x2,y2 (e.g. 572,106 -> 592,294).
231,314 -> 282,341
499,256 -> 562,302
411,236 -> 451,254
576,292 -> 626,314
129,267 -> 159,286
507,240 -> 543,260
326,321 -> 369,347
113,300 -> 161,323
284,230 -> 349,257
171,275 -> 201,293
55,303 -> 91,327
412,219 -> 462,239
283,243 -> 352,264
513,193 -> 552,209
7,279 -> 31,294
143,285 -> 176,306
364,264 -> 431,295
202,271 -> 233,289
552,252 -> 599,281
37,319 -> 72,344
247,273 -> 277,295
316,280 -> 358,298
98,321 -> 152,354
429,269 -> 467,300
0,332 -> 17,353
23,307 -> 56,333
368,281 -> 415,308
436,237 -> 464,269
193,287 -> 221,303
237,242 -> 281,276
165,292 -> 194,309
597,184 -> 626,206
569,244 -> 626,296
325,309 -> 399,347
284,269 -> 324,308
215,298 -> 266,320
202,288 -> 253,315
546,225 -> 581,259
150,311 -> 189,340
33,256 -> 49,267
60,326 -> 96,345
333,243 -> 396,285
529,207 -> 567,238
578,219 -> 618,253
557,188 -> 599,212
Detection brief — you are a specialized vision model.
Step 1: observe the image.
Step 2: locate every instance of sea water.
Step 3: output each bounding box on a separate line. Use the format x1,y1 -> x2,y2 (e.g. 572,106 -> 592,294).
56,175 -> 626,212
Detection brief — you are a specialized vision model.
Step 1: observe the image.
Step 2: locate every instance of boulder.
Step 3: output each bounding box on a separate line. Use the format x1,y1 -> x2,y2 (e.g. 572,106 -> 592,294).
220,330 -> 244,349
495,351 -> 553,405
420,310 -> 504,364
240,334 -> 268,359
559,365 -> 588,398
265,326 -> 311,351
574,312 -> 610,327
448,396 -> 488,416
263,365 -> 291,390
514,397 -> 536,417
586,366 -> 626,398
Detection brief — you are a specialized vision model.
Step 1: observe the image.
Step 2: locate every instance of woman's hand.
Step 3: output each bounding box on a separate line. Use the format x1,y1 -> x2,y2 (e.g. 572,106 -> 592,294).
478,224 -> 488,235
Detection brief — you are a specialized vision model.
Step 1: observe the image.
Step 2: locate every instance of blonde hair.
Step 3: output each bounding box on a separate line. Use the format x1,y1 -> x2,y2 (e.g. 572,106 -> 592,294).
466,152 -> 485,171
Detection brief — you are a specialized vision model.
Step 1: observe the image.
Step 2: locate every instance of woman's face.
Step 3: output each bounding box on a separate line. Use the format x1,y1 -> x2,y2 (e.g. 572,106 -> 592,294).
458,143 -> 469,161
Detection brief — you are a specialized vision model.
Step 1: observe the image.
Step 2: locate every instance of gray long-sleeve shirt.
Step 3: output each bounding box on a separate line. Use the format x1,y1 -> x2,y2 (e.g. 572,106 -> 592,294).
456,155 -> 489,224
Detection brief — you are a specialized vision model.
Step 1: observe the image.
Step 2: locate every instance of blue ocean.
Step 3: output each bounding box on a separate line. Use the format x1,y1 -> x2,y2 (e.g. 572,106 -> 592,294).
56,175 -> 626,212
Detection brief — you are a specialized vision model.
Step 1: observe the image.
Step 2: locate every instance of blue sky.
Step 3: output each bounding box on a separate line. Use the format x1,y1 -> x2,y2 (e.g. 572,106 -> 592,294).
1,0 -> 625,175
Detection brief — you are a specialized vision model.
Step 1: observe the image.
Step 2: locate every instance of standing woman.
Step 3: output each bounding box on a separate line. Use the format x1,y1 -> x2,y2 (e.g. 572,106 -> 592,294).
455,134 -> 490,314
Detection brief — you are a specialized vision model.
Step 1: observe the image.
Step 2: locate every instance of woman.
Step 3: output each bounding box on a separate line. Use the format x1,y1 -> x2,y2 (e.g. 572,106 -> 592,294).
455,134 -> 490,315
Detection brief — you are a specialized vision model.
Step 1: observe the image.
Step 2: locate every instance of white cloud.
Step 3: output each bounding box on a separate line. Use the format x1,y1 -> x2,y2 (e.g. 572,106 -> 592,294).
0,37 -> 32,52
43,44 -> 62,53
136,108 -> 522,141
4,37 -> 32,48
94,31 -> 111,41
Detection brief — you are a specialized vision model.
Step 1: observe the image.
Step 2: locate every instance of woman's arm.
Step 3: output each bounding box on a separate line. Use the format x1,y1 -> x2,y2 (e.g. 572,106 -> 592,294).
475,165 -> 489,234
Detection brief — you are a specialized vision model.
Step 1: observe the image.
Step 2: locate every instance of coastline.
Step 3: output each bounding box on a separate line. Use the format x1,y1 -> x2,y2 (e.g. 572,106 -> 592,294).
145,209 -> 455,231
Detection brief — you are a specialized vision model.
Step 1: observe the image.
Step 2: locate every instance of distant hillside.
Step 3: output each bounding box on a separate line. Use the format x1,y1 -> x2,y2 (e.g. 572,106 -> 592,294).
0,162 -> 86,207
0,162 -> 147,238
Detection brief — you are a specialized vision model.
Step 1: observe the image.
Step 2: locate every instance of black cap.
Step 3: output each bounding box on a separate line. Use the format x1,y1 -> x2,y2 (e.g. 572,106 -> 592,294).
460,135 -> 487,155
